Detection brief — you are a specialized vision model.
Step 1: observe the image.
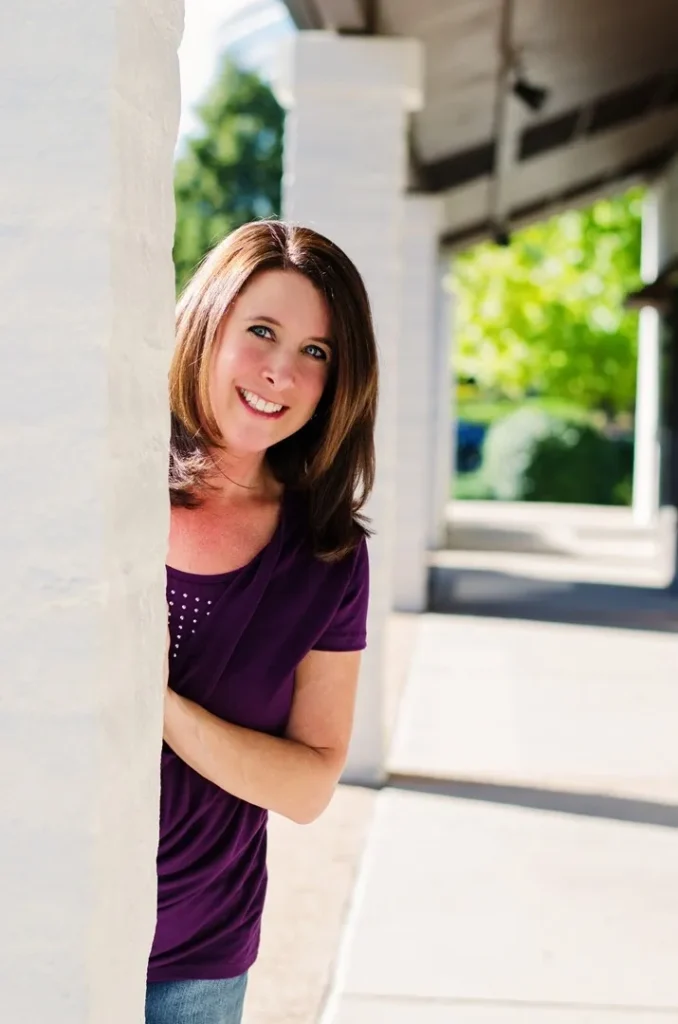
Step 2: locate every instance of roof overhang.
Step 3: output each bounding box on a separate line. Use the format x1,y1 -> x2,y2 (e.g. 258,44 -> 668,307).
626,256 -> 678,312
283,0 -> 371,33
281,0 -> 678,248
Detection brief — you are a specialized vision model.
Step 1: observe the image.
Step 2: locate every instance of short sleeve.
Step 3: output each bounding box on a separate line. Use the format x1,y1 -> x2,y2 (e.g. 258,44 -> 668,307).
312,538 -> 370,652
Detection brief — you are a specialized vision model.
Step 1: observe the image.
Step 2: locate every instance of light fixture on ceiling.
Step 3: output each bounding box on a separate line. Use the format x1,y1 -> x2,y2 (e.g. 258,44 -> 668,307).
492,223 -> 512,247
512,74 -> 549,113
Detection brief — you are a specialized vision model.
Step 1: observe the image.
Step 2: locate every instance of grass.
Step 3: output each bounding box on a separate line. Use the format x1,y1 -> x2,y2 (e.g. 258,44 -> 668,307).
453,469 -> 493,501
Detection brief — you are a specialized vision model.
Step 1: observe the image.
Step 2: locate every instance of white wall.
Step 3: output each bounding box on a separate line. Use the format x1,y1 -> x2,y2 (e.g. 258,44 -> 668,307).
659,156 -> 678,262
0,2 -> 182,1019
632,189 -> 662,525
393,196 -> 444,612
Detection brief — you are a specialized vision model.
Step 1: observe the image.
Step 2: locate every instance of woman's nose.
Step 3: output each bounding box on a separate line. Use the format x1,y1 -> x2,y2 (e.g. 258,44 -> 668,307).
262,352 -> 295,391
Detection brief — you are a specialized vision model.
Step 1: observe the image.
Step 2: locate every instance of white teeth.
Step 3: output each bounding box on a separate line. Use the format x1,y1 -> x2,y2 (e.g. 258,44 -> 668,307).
240,389 -> 283,415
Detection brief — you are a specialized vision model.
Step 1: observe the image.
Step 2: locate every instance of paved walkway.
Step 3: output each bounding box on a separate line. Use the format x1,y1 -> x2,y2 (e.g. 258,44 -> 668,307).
247,506 -> 678,1023
244,614 -> 418,1024
322,610 -> 678,1023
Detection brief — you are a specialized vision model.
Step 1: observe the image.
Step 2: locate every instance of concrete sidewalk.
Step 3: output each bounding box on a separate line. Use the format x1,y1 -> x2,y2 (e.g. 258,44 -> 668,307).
246,505 -> 678,1024
322,613 -> 678,1023
327,790 -> 678,1023
244,614 -> 419,1024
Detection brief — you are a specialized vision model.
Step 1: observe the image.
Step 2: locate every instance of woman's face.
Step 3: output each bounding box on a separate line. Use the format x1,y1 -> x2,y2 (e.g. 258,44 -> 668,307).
209,269 -> 332,456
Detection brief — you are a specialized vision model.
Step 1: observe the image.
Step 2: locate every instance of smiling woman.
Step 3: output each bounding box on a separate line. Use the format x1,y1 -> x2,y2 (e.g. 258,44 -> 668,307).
146,221 -> 378,1024
169,220 -> 378,561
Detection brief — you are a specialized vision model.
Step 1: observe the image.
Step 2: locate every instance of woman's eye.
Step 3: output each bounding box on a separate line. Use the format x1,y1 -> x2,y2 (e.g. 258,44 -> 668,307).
305,344 -> 328,361
249,324 -> 273,340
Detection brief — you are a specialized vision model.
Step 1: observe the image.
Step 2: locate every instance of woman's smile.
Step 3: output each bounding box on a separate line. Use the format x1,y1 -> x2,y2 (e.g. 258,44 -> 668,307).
236,387 -> 288,419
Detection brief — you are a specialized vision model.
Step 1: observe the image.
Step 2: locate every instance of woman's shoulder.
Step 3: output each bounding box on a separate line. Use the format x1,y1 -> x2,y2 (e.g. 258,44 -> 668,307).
282,488 -> 368,578
274,490 -> 370,652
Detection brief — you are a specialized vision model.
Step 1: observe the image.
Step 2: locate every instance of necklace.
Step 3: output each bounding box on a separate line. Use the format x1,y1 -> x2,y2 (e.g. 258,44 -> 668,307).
208,451 -> 261,492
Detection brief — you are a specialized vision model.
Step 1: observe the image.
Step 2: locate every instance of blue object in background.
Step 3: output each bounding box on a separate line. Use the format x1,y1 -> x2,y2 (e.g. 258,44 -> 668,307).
456,421 -> 487,473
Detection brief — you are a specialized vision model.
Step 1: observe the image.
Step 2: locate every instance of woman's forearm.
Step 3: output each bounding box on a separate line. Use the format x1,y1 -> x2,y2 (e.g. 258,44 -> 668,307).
163,689 -> 340,825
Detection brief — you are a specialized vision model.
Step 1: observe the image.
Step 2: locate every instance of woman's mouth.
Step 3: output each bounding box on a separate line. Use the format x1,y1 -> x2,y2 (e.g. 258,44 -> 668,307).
236,387 -> 287,419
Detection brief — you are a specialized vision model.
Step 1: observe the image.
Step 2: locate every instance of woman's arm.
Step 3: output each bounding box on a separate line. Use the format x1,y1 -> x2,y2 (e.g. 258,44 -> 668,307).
163,648 -> 361,824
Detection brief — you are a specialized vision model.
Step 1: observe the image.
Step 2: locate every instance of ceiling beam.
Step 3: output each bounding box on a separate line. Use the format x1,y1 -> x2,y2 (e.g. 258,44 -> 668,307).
626,255 -> 678,312
419,69 -> 678,195
520,70 -> 678,160
419,141 -> 495,193
439,146 -> 672,251
280,0 -> 324,30
324,0 -> 369,32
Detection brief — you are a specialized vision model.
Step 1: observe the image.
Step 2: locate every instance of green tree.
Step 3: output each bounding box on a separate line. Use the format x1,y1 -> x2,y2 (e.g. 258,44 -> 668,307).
453,189 -> 643,415
174,58 -> 284,292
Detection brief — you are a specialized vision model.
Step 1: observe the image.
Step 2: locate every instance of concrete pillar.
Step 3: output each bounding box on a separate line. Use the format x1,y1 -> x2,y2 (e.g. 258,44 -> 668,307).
633,188 -> 662,525
659,156 -> 678,590
0,2 -> 181,1020
274,32 -> 423,783
394,196 -> 444,612
428,255 -> 455,551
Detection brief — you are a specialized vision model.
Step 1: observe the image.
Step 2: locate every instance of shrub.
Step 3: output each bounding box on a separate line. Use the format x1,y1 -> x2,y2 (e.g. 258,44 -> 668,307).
483,408 -> 632,505
483,408 -> 556,500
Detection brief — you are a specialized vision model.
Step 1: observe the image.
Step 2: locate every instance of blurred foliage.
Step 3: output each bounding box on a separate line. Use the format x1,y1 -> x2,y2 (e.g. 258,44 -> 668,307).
453,189 -> 644,415
457,395 -> 593,426
482,408 -> 632,505
483,408 -> 555,501
174,59 -> 284,293
526,425 -> 633,506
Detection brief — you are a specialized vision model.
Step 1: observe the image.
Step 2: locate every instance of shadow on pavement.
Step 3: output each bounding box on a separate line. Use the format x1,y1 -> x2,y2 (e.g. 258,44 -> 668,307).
429,566 -> 678,634
388,773 -> 678,829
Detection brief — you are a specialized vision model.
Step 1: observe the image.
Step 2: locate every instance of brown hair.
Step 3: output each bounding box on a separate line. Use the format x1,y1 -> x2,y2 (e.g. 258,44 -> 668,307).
169,220 -> 378,562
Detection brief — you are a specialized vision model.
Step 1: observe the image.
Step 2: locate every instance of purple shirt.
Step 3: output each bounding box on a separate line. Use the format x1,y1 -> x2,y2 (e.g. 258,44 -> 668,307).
147,490 -> 370,982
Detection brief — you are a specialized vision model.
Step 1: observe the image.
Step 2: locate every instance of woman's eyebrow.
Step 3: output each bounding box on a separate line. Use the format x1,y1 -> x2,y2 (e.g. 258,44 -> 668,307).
247,314 -> 333,348
248,315 -> 282,327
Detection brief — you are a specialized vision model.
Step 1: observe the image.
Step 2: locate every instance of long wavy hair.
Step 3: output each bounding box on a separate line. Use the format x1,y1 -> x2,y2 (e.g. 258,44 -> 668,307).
169,220 -> 378,562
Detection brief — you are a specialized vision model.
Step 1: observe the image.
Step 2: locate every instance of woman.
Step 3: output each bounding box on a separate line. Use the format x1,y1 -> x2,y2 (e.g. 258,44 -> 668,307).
146,220 -> 378,1024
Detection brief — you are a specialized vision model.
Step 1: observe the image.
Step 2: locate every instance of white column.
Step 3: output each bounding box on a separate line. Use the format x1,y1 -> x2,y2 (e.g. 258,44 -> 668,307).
0,2 -> 181,1020
428,255 -> 455,551
633,188 -> 662,525
394,196 -> 444,612
274,32 -> 423,783
660,156 -> 678,591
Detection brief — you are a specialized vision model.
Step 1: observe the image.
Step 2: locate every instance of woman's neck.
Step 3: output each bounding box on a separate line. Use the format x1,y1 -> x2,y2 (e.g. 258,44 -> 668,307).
205,448 -> 279,503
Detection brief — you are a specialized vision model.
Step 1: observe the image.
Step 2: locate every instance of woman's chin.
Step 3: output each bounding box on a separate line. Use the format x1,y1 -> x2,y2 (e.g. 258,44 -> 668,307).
218,424 -> 283,457
220,437 -> 269,458
219,414 -> 304,454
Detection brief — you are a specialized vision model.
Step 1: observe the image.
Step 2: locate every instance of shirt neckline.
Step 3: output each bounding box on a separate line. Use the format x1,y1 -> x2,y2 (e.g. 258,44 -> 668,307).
165,488 -> 288,583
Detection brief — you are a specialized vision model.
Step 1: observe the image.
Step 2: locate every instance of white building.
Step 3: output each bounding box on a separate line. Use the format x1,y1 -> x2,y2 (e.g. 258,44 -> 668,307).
3,0 -> 678,1019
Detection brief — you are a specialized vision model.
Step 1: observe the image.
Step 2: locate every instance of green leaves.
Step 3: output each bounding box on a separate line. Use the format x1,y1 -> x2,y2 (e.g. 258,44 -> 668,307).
173,59 -> 284,293
453,189 -> 643,414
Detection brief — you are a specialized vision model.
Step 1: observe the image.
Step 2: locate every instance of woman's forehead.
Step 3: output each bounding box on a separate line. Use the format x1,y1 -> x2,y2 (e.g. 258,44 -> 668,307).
236,269 -> 329,331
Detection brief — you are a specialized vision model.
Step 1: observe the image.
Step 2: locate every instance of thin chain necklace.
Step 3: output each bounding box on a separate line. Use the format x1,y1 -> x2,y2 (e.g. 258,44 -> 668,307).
208,451 -> 261,492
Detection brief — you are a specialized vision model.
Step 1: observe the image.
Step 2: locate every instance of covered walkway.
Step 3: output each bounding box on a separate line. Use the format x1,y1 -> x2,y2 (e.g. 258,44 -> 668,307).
323,594 -> 678,1022
5,1 -> 678,1020
276,0 -> 678,784
247,512 -> 678,1022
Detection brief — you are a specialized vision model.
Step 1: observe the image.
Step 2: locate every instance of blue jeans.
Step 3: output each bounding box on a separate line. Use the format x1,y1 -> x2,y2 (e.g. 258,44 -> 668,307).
145,976 -> 248,1024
